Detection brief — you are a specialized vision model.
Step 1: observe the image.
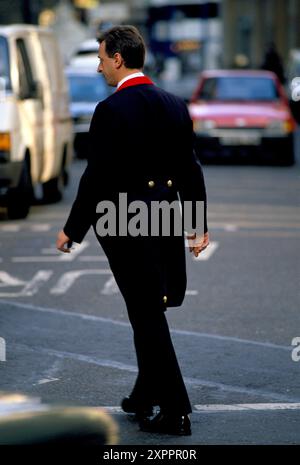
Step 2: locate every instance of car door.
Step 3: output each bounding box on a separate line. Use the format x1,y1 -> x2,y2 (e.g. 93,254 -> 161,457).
15,35 -> 44,183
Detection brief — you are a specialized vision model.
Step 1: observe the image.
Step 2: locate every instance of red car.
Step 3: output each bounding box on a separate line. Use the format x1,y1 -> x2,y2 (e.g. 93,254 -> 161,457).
189,70 -> 296,165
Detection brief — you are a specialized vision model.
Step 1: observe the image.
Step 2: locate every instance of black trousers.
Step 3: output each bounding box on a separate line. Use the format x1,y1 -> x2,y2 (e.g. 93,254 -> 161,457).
96,233 -> 192,415
127,300 -> 192,415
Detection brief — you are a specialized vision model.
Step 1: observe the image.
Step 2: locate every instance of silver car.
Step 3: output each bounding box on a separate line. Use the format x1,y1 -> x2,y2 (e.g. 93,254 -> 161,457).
65,67 -> 111,158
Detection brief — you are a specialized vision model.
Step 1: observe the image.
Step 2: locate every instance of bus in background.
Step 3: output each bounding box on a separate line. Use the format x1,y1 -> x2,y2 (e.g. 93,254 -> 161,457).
147,0 -> 222,100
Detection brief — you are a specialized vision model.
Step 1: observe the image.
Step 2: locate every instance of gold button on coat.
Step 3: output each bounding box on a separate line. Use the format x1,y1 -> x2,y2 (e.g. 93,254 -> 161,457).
166,180 -> 173,187
163,295 -> 168,304
148,180 -> 155,188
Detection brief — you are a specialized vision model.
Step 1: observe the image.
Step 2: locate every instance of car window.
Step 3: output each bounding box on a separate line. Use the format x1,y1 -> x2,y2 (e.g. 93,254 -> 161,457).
0,36 -> 12,91
67,74 -> 109,102
16,38 -> 36,99
199,77 -> 280,101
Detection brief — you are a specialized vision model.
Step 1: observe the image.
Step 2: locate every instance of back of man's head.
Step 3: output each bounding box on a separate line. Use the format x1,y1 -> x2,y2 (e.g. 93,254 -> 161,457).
97,25 -> 145,69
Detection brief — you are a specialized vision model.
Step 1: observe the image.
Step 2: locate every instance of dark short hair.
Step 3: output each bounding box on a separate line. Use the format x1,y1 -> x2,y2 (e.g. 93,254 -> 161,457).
97,25 -> 145,69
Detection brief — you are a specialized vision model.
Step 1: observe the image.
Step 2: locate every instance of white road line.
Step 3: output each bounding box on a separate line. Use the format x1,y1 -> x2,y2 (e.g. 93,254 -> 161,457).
194,403 -> 300,413
50,269 -> 112,295
12,241 -> 89,263
0,271 -> 52,297
12,343 -> 300,403
101,276 -> 118,295
101,276 -> 197,297
0,271 -> 26,287
101,404 -> 300,414
0,224 -> 20,232
102,407 -> 123,413
224,224 -> 239,232
209,221 -> 300,229
30,224 -> 51,232
12,256 -> 68,263
186,290 -> 198,295
0,337 -> 5,362
22,271 -> 53,296
36,378 -> 60,385
193,241 -> 219,261
79,256 -> 108,262
0,299 -> 290,352
59,241 -> 90,261
41,248 -> 59,255
0,223 -> 51,232
34,346 -> 138,373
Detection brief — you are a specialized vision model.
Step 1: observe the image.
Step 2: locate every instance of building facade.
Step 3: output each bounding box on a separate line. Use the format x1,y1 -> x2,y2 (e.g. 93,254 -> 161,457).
222,0 -> 300,69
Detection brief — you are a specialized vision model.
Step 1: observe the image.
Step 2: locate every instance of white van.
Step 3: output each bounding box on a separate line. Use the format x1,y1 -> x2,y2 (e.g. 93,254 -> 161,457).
0,24 -> 73,219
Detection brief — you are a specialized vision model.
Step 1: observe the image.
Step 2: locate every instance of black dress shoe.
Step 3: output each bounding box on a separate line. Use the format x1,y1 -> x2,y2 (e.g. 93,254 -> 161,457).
139,411 -> 191,436
121,396 -> 153,418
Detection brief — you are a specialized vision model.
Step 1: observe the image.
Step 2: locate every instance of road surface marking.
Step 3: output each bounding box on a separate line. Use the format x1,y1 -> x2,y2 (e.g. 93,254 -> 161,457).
79,256 -> 108,262
0,223 -> 52,232
0,271 -> 52,297
224,224 -> 239,232
0,337 -> 5,361
100,276 -> 198,297
41,248 -> 59,255
36,378 -> 60,385
30,224 -> 51,232
50,269 -> 112,295
0,299 -> 290,352
186,290 -> 198,295
101,403 -> 300,414
11,343 -> 300,403
0,272 -> 26,287
193,241 -> 219,261
12,241 -> 89,262
209,221 -> 300,229
0,224 -> 20,232
194,403 -> 300,412
101,276 -> 118,295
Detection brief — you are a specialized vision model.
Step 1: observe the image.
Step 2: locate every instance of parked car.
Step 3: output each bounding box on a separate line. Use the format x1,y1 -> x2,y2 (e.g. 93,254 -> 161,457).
189,70 -> 296,165
69,39 -> 99,68
65,67 -> 111,158
70,39 -> 156,77
0,25 -> 73,219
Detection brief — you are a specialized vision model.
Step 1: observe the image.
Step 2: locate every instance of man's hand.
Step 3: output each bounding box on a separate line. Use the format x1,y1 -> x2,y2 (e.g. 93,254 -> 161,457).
56,230 -> 72,253
187,232 -> 210,258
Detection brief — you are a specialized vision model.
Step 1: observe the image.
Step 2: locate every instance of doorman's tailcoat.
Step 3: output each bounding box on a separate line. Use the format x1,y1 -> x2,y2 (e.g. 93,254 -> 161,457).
63,81 -> 207,309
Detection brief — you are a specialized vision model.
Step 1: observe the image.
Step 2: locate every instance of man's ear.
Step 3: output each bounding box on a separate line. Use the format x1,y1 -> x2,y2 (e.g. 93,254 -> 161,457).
114,52 -> 123,69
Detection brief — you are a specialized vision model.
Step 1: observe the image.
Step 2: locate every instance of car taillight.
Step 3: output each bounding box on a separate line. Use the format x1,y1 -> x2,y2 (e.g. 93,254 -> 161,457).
283,119 -> 296,133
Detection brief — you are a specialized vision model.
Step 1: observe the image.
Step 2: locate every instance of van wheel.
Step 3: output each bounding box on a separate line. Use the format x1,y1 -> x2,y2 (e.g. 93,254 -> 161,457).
42,170 -> 64,204
7,161 -> 32,219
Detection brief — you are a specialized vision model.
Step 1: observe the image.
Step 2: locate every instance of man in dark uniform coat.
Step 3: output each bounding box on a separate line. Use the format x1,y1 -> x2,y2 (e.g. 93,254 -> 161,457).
56,25 -> 209,436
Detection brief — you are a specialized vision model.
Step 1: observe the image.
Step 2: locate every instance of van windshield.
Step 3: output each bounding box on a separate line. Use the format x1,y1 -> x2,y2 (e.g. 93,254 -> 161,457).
0,36 -> 12,91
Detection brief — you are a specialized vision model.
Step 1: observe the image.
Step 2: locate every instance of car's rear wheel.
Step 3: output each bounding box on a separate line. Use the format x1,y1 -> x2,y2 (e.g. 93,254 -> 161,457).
42,146 -> 68,203
7,158 -> 33,219
42,174 -> 64,203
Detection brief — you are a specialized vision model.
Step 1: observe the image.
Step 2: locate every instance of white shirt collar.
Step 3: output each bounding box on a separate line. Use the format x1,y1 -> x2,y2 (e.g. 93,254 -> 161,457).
117,72 -> 145,89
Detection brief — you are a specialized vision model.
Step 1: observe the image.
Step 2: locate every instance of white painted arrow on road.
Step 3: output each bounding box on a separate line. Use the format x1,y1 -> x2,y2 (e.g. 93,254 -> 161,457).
50,269 -> 112,295
0,271 -> 53,297
12,241 -> 89,263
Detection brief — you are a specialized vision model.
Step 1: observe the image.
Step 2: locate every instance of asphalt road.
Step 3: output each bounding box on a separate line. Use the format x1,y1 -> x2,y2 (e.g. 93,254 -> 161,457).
0,152 -> 300,446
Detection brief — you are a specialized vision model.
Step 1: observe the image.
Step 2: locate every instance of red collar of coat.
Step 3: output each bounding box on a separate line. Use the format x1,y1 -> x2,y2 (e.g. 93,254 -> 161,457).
116,76 -> 154,92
